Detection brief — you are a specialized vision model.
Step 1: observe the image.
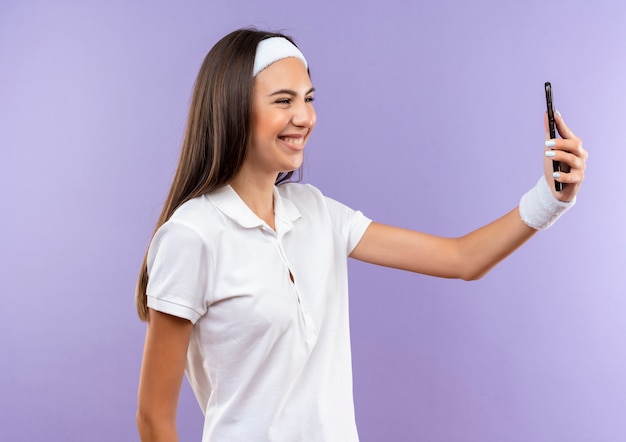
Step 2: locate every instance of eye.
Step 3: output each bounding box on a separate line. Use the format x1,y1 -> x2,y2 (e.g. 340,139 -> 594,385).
305,96 -> 315,103
275,98 -> 291,104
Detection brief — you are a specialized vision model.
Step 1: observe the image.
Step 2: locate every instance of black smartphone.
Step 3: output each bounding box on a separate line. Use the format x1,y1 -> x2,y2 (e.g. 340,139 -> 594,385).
545,82 -> 562,192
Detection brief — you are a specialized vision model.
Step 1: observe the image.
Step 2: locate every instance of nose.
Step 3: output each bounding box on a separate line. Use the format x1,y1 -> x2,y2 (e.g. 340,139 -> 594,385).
292,100 -> 316,129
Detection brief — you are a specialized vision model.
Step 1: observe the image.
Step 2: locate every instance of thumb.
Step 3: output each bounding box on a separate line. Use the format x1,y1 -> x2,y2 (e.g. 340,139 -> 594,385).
554,110 -> 577,140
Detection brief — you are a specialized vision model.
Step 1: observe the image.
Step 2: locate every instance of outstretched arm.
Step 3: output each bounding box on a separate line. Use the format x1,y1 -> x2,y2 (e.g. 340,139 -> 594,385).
350,112 -> 587,280
350,210 -> 534,280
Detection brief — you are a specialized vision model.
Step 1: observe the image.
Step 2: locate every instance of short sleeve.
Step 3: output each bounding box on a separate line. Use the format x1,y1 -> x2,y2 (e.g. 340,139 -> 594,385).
146,220 -> 210,324
323,196 -> 372,255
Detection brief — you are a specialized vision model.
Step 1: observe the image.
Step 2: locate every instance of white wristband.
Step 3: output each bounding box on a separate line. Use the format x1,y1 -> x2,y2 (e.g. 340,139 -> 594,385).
519,176 -> 576,230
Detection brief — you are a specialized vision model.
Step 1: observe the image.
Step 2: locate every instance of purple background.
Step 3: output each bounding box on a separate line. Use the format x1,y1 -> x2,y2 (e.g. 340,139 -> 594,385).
1,0 -> 624,441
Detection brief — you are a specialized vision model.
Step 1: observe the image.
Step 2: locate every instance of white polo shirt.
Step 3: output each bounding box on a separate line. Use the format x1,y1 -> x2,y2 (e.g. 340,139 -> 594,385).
146,182 -> 371,442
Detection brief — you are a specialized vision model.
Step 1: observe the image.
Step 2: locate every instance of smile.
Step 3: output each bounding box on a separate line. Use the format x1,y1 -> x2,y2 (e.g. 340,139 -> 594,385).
279,137 -> 304,145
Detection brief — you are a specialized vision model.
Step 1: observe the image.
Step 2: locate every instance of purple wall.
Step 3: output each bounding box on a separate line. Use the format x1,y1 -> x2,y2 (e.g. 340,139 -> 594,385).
1,0 -> 624,440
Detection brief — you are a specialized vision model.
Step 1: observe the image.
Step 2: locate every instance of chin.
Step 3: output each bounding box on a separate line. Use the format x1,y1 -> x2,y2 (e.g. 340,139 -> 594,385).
285,158 -> 303,171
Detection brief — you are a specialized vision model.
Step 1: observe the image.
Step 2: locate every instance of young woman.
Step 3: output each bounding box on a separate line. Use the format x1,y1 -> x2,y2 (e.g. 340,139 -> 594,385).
136,29 -> 587,441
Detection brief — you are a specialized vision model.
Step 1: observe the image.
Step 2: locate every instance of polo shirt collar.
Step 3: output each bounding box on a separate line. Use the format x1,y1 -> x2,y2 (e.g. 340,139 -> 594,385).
207,185 -> 301,229
273,186 -> 301,225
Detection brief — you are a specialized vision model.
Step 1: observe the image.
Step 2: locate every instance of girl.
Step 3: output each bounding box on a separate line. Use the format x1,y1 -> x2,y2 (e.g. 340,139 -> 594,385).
136,28 -> 587,441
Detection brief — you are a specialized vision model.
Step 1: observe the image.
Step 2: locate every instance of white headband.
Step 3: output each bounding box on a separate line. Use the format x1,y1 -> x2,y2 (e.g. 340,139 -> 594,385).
253,37 -> 308,77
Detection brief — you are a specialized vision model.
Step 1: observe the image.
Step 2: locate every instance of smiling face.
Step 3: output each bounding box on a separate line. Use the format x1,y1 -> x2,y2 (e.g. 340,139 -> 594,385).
244,57 -> 316,180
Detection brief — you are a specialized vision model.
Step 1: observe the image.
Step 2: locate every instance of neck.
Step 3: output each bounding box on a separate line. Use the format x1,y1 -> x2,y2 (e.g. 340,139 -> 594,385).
230,168 -> 276,229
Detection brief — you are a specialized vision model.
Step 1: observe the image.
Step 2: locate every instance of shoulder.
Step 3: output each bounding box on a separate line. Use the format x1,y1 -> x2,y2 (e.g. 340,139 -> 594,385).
277,182 -> 330,218
277,182 -> 324,201
148,196 -> 218,268
277,182 -> 367,222
278,182 -> 362,213
167,194 -> 225,232
152,194 -> 222,249
170,195 -> 215,224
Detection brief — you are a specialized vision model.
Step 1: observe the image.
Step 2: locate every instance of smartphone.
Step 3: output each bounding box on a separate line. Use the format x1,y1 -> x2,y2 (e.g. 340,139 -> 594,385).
545,82 -> 562,192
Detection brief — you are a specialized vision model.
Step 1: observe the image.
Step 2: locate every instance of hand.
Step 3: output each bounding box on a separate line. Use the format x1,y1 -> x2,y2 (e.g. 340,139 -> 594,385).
543,111 -> 588,202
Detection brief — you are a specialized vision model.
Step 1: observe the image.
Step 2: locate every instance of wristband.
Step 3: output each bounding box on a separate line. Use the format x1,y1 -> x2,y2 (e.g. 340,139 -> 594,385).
519,176 -> 576,230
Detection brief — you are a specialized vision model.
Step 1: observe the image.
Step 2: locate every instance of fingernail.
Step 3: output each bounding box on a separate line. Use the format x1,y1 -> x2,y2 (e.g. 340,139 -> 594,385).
553,172 -> 561,179
545,140 -> 556,148
556,109 -> 562,117
545,151 -> 556,158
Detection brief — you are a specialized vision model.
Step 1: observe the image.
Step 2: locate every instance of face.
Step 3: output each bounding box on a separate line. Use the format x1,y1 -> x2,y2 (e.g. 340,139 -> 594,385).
247,57 -> 316,178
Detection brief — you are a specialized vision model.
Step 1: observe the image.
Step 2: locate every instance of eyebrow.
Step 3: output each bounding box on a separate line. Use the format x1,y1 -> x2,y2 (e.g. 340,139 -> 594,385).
268,87 -> 316,97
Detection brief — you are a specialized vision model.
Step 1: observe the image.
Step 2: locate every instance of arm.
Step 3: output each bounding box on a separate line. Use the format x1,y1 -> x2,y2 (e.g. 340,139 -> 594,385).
350,210 -> 535,281
350,111 -> 587,280
137,309 -> 193,442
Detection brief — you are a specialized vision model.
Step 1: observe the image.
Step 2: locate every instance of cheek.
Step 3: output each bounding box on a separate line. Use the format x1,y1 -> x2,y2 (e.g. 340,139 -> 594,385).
254,114 -> 284,138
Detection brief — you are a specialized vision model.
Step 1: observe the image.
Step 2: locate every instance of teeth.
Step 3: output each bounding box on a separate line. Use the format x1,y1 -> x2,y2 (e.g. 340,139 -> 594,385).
281,137 -> 303,145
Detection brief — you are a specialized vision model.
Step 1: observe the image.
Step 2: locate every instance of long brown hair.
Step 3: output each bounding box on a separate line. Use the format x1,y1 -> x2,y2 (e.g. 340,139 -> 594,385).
136,29 -> 300,321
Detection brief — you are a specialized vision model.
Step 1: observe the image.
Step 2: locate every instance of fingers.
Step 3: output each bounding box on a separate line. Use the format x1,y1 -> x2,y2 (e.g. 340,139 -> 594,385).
553,168 -> 585,185
545,139 -> 588,179
545,147 -> 586,169
545,137 -> 587,158
541,110 -> 587,200
546,150 -> 586,179
544,111 -> 586,159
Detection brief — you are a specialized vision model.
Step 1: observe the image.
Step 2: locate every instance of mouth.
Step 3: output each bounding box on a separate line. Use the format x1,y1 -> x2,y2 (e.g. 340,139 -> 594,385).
278,136 -> 306,150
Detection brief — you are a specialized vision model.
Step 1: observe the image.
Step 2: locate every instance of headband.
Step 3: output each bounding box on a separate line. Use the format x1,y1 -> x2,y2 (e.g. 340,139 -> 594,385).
253,37 -> 308,77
